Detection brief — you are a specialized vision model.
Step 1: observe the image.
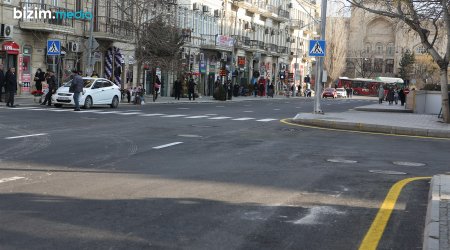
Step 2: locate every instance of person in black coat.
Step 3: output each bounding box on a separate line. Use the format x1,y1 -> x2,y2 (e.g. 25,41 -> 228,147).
188,77 -> 196,101
173,77 -> 182,100
5,67 -> 17,107
0,64 -> 5,102
34,68 -> 46,91
398,89 -> 406,106
41,70 -> 56,106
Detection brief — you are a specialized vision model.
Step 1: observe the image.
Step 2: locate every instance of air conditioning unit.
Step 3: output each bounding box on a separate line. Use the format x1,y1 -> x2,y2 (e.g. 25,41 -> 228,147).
214,9 -> 220,17
193,3 -> 199,11
0,24 -> 13,39
68,42 -> 80,52
202,5 -> 209,13
199,53 -> 204,62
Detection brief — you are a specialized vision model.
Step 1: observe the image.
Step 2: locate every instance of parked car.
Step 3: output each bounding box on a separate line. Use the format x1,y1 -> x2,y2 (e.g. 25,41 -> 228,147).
336,88 -> 347,98
322,88 -> 337,98
52,78 -> 121,109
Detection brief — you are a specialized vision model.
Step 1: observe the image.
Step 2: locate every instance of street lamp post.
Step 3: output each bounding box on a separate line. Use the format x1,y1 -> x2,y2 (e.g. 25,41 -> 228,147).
313,0 -> 327,114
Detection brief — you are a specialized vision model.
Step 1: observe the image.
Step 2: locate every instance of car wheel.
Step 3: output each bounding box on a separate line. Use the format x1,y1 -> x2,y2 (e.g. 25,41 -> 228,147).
110,96 -> 119,108
54,104 -> 62,108
84,96 -> 93,109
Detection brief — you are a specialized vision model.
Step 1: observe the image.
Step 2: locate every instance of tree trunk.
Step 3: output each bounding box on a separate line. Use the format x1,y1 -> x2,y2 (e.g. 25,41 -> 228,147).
440,68 -> 450,123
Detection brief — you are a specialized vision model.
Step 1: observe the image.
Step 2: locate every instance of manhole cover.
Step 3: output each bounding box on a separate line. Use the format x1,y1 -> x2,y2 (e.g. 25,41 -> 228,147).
393,161 -> 426,167
369,170 -> 407,175
327,159 -> 358,164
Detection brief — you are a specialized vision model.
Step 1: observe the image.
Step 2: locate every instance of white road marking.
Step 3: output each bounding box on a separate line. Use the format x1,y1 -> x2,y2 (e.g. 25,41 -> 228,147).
232,118 -> 255,121
115,112 -> 144,115
177,108 -> 190,110
0,176 -> 26,184
256,119 -> 278,122
185,116 -> 209,119
4,107 -> 38,110
273,109 -> 281,111
76,110 -> 103,113
243,111 -> 254,113
291,206 -> 345,225
95,111 -> 123,114
161,115 -> 187,118
178,134 -> 202,138
139,113 -> 166,117
216,106 -> 225,108
153,142 -> 184,149
27,108 -> 47,111
5,133 -> 48,140
204,114 -> 218,116
47,109 -> 73,112
208,117 -> 232,120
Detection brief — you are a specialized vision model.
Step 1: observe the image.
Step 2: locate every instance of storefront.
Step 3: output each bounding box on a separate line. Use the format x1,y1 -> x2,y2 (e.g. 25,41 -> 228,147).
0,41 -> 20,91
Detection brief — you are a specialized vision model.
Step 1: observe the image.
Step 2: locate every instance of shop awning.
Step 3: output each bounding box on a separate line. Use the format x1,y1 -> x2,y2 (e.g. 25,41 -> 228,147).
1,41 -> 20,55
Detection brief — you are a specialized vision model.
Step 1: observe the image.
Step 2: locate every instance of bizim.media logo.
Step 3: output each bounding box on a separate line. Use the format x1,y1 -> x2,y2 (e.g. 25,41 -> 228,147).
13,7 -> 93,20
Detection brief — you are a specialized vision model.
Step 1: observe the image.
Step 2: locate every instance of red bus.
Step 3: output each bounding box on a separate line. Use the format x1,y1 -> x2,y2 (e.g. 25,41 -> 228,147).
337,77 -> 384,96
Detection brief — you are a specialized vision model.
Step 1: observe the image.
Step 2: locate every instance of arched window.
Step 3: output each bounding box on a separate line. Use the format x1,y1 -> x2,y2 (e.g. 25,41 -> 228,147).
365,43 -> 371,54
386,43 -> 395,56
376,42 -> 383,54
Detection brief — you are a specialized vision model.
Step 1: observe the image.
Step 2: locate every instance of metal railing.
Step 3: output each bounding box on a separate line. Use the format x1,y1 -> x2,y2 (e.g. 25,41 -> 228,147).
94,16 -> 134,38
278,9 -> 290,19
278,46 -> 288,54
19,2 -> 74,27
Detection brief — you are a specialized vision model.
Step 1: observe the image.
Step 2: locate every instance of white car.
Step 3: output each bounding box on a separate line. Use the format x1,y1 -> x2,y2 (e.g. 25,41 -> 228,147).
52,77 -> 121,109
336,88 -> 347,98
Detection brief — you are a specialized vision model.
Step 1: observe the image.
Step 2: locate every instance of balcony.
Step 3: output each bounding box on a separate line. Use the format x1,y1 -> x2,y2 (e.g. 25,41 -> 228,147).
92,16 -> 134,42
278,46 -> 288,54
200,35 -> 234,52
18,2 -> 75,34
290,20 -> 305,29
231,35 -> 251,49
276,9 -> 290,22
235,0 -> 259,12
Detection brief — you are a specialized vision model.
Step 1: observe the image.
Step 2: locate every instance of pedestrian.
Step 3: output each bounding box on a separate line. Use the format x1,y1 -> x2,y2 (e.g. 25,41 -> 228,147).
154,76 -> 161,101
378,85 -> 385,104
70,70 -> 84,111
34,68 -> 46,92
346,86 -> 352,98
188,77 -> 196,101
0,64 -> 5,102
268,82 -> 274,98
126,86 -> 131,103
399,88 -> 406,106
387,88 -> 395,105
91,71 -> 99,78
41,70 -> 57,106
173,77 -> 182,100
394,88 -> 399,105
5,67 -> 17,107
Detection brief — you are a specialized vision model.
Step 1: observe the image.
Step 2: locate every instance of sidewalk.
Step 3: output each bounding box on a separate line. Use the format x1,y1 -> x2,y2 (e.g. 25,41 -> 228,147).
424,175 -> 450,250
291,102 -> 450,138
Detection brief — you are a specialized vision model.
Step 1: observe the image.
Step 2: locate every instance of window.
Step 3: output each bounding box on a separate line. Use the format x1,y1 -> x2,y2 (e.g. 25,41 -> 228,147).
376,43 -> 383,54
365,43 -> 371,54
102,80 -> 113,87
363,58 -> 372,72
385,59 -> 394,73
76,0 -> 82,11
374,58 -> 383,73
386,43 -> 394,56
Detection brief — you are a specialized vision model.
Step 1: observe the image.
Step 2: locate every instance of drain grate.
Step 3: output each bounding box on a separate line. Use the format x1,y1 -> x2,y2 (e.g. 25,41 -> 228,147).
369,170 -> 407,175
393,161 -> 426,167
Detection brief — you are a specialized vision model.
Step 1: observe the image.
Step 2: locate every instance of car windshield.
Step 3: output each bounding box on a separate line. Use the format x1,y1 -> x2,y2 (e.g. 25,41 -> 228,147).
337,88 -> 345,91
63,79 -> 95,88
325,88 -> 335,91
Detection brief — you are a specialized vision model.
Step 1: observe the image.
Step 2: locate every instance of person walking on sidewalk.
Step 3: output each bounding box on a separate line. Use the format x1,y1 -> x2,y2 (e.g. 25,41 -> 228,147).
399,88 -> 406,106
188,77 -> 196,101
5,67 -> 17,107
34,68 -> 46,91
174,77 -> 182,100
70,70 -> 84,111
153,76 -> 161,102
41,70 -> 56,106
0,64 -> 5,102
378,86 -> 385,104
387,88 -> 395,105
394,88 -> 399,105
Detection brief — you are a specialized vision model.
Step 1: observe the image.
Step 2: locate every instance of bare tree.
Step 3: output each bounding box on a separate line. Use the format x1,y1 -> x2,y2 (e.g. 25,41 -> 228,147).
414,54 -> 440,88
346,50 -> 376,78
324,17 -> 348,87
346,0 -> 450,122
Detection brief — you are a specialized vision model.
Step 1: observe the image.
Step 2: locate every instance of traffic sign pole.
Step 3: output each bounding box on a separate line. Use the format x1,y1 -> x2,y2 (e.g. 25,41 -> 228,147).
313,0 -> 328,114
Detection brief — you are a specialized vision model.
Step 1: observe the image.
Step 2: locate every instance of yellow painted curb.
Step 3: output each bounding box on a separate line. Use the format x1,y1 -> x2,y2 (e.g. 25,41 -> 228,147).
359,177 -> 431,250
280,119 -> 450,141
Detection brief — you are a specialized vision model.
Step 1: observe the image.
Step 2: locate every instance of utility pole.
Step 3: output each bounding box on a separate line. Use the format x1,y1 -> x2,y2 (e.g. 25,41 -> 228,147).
314,0 -> 327,114
86,0 -> 95,76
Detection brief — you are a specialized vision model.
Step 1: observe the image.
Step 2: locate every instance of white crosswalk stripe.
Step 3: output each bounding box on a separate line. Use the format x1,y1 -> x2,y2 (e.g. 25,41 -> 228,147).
208,117 -> 232,120
115,112 -> 144,115
256,119 -> 278,122
185,115 -> 210,119
140,113 -> 166,117
161,114 -> 187,118
232,118 -> 255,121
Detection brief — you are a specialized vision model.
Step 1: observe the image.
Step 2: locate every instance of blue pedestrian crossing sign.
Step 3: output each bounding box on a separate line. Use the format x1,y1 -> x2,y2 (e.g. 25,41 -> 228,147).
308,40 -> 326,57
47,40 -> 61,56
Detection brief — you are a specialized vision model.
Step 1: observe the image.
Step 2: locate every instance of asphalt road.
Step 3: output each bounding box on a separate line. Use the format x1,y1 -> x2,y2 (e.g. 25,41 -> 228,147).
0,97 -> 447,249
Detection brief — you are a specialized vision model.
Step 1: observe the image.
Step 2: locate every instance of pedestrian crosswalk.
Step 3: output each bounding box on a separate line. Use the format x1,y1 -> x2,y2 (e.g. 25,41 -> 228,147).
1,106 -> 279,123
